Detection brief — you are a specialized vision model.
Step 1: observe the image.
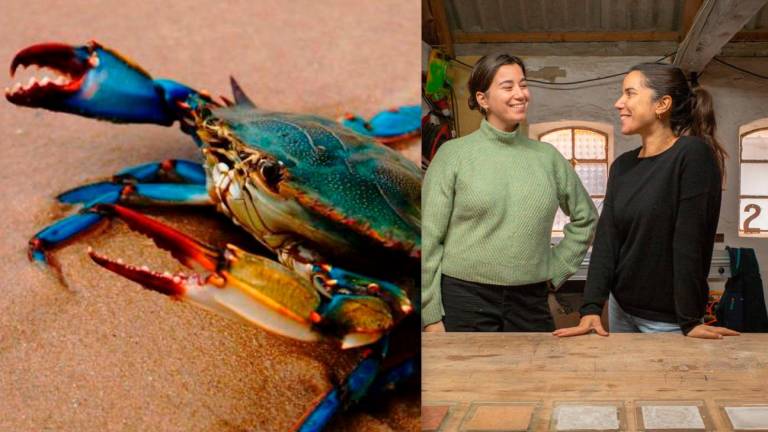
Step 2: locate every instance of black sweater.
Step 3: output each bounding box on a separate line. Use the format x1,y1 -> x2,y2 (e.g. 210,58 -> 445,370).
580,136 -> 722,335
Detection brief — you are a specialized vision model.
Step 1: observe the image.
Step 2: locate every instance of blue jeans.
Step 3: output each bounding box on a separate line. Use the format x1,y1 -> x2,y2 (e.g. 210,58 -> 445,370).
608,294 -> 681,333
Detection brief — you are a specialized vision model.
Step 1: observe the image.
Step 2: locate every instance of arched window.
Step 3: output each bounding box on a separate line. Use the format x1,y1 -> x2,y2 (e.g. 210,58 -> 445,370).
739,127 -> 768,238
539,127 -> 609,233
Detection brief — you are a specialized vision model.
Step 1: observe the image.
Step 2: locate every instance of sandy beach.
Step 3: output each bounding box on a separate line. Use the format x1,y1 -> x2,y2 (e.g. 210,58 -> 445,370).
0,1 -> 420,430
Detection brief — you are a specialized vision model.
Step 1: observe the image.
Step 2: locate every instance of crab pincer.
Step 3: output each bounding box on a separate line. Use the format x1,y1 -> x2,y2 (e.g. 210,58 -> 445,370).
87,204 -> 395,348
6,41 -> 198,124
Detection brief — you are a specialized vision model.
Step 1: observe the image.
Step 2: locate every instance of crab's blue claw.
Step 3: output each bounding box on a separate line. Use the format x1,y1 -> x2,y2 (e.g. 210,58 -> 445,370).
6,41 -> 197,125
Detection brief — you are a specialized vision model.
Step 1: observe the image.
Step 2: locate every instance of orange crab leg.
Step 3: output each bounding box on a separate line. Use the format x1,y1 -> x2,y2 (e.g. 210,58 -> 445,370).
94,204 -> 219,272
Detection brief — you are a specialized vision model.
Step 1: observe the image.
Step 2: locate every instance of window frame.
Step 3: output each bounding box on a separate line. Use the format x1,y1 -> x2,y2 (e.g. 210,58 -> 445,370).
538,126 -> 610,234
738,126 -> 768,238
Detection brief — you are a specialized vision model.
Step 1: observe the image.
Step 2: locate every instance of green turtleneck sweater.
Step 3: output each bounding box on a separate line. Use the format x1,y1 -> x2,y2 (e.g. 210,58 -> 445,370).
422,120 -> 598,326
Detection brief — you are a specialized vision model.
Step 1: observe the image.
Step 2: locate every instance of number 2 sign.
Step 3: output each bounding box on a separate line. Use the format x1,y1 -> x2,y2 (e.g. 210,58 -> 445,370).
742,203 -> 764,234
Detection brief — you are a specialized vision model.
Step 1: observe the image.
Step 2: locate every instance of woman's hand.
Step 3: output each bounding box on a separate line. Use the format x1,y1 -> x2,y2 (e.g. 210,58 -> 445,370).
686,324 -> 740,339
424,321 -> 446,332
553,315 -> 608,337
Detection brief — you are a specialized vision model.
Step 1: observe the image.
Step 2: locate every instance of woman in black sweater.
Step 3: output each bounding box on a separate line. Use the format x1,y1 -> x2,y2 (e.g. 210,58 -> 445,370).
554,63 -> 740,339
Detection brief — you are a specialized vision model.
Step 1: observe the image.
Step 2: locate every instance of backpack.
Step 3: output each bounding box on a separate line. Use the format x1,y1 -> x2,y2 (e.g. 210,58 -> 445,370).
716,247 -> 768,332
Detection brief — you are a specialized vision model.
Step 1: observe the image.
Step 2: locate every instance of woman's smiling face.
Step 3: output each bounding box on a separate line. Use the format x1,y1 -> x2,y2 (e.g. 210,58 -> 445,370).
477,64 -> 530,131
614,70 -> 660,135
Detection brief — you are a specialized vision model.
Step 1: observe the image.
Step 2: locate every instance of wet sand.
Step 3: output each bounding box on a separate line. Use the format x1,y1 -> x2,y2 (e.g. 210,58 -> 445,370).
0,1 -> 420,430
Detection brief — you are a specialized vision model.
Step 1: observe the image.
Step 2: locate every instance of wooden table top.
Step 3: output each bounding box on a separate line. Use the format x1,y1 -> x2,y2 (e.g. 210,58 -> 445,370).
422,333 -> 768,431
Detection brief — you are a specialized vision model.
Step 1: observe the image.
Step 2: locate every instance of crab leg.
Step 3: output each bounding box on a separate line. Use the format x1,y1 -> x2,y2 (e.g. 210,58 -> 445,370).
57,159 -> 207,206
294,338 -> 386,432
294,335 -> 419,431
367,356 -> 417,398
340,105 -> 421,145
29,183 -> 211,269
114,159 -> 206,184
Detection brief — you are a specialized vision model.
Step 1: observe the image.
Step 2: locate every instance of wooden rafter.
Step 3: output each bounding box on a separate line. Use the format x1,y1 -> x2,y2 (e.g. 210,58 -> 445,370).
680,0 -> 704,39
674,0 -> 768,72
732,31 -> 768,41
428,0 -> 454,57
453,31 -> 680,44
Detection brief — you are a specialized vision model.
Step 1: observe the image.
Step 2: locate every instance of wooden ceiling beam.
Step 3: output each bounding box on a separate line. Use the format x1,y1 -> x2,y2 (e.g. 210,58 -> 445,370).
681,0 -> 704,39
674,0 -> 768,72
732,31 -> 768,41
453,31 -> 680,44
427,0 -> 454,57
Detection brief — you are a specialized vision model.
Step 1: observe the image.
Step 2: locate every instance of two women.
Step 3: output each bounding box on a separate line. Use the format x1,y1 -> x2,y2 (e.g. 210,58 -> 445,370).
421,54 -> 598,332
423,55 -> 738,339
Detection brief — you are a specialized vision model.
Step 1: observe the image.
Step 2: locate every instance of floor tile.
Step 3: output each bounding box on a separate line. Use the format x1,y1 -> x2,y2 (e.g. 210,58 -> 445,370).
725,406 -> 768,430
423,405 -> 450,431
641,405 -> 706,430
554,405 -> 620,431
462,403 -> 535,431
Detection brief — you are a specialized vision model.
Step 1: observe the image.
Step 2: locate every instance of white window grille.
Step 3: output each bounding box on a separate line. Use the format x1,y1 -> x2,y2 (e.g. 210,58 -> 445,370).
540,128 -> 608,233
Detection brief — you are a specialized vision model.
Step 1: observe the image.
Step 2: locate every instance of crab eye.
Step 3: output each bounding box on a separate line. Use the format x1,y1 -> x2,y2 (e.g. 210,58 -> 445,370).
257,159 -> 283,187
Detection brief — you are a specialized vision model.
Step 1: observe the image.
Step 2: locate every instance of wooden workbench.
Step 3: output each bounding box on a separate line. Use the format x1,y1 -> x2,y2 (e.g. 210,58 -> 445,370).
423,333 -> 768,431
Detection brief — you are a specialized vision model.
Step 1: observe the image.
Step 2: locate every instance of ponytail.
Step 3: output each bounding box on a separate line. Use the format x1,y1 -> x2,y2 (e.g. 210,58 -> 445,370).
689,87 -> 727,179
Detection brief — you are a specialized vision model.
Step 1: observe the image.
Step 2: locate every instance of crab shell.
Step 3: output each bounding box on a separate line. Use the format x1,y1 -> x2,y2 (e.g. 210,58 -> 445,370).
193,103 -> 422,265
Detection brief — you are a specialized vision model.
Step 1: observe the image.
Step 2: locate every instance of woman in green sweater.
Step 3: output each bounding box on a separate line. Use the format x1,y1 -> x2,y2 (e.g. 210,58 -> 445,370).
422,54 -> 598,332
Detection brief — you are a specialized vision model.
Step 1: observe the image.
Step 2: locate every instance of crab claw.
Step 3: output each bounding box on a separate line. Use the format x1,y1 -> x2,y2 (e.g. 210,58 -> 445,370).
6,41 -> 196,125
88,205 -> 392,348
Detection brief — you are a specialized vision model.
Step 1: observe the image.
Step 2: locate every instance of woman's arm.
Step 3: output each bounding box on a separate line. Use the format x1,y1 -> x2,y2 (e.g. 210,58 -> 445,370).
671,140 -> 738,338
553,198 -> 617,337
554,162 -> 618,338
580,162 -> 620,317
549,156 -> 599,289
421,144 -> 459,328
579,202 -> 617,315
552,157 -> 616,337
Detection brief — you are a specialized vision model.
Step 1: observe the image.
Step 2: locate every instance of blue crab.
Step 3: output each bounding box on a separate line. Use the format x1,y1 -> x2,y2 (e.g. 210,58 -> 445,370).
6,41 -> 421,431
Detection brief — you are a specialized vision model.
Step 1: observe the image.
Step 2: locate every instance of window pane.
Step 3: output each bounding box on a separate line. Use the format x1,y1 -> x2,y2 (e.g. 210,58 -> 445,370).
553,198 -> 604,232
739,198 -> 768,237
574,129 -> 607,159
741,163 -> 768,196
742,130 -> 768,161
553,208 -> 568,232
541,129 -> 572,159
593,197 -> 604,215
575,163 -> 607,195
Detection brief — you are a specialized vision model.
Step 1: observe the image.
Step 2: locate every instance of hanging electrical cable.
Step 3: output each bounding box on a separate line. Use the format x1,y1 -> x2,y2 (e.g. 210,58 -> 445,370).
448,52 -> 677,86
713,57 -> 768,80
